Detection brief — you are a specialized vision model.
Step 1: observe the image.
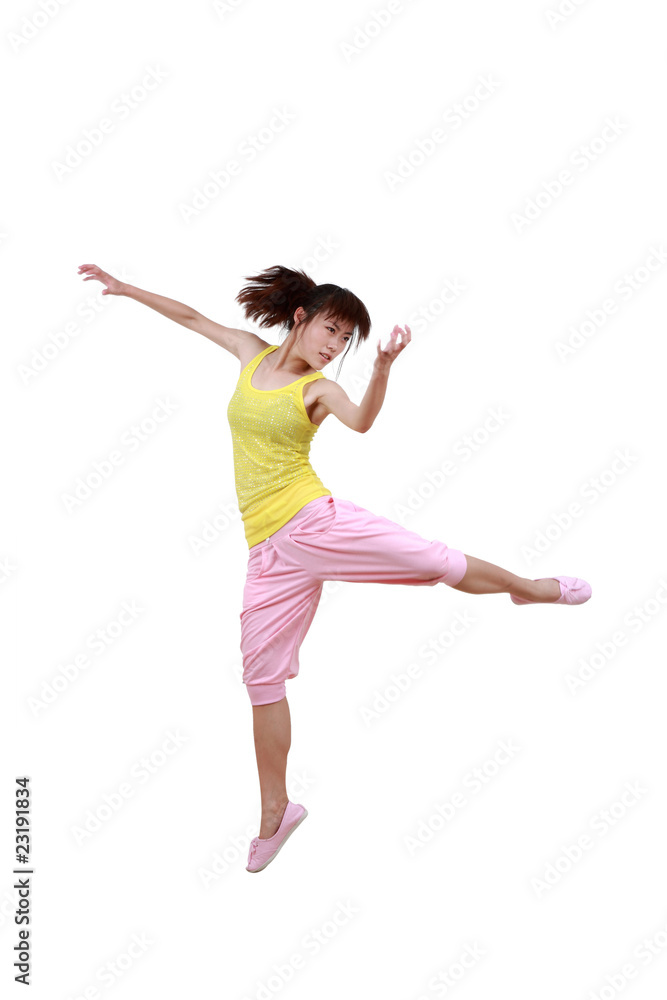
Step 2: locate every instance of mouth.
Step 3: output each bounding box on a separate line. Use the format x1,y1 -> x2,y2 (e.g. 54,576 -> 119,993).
319,352 -> 331,362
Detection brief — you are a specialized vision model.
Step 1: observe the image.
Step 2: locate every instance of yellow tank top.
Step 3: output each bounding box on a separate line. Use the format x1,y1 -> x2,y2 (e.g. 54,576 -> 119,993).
226,345 -> 332,548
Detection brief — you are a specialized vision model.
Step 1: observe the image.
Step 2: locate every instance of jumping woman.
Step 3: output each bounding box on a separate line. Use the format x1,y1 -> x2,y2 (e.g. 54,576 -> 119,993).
77,262 -> 592,873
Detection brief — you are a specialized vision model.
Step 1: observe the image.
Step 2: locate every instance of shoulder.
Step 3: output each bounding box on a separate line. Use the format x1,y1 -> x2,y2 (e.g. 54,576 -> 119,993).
304,375 -> 350,408
237,335 -> 274,369
311,376 -> 345,397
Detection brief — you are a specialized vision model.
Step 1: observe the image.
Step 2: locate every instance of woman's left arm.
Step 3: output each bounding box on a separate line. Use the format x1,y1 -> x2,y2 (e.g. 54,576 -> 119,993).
319,324 -> 411,433
358,324 -> 411,431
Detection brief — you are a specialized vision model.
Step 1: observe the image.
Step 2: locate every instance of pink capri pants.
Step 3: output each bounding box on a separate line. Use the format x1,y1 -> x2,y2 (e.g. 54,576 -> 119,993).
239,495 -> 467,706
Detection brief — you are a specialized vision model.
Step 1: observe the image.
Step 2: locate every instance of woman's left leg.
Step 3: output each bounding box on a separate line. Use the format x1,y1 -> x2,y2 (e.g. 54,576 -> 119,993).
272,498 -> 589,604
252,697 -> 291,839
451,554 -> 561,602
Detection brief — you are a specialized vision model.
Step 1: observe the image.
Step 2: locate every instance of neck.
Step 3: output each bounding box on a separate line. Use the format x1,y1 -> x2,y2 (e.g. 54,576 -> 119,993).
271,340 -> 316,378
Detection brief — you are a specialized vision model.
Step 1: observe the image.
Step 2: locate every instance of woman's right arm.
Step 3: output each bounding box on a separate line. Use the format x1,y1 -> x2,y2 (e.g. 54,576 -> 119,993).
77,264 -> 261,359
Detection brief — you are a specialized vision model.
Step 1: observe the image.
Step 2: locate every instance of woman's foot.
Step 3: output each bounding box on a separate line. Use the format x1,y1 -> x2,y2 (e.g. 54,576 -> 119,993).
510,576 -> 592,605
247,801 -> 308,873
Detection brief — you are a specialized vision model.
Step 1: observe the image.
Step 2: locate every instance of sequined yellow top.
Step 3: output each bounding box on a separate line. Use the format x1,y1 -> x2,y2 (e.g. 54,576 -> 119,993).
227,345 -> 332,548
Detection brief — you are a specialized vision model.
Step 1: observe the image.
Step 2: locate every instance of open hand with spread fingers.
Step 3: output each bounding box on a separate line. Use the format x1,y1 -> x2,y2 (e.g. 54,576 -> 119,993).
375,324 -> 411,372
77,264 -> 125,296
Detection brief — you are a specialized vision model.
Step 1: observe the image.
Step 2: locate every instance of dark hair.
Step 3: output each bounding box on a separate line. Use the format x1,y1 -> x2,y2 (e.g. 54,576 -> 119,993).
235,264 -> 371,379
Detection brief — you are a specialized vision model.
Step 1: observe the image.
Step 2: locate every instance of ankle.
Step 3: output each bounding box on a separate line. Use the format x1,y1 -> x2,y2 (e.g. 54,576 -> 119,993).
262,796 -> 289,816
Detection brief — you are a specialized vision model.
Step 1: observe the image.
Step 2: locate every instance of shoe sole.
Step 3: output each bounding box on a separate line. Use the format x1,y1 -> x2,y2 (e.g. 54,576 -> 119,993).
246,808 -> 309,873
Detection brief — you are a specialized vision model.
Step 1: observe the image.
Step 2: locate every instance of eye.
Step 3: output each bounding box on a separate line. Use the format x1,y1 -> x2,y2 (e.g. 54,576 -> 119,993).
327,325 -> 351,340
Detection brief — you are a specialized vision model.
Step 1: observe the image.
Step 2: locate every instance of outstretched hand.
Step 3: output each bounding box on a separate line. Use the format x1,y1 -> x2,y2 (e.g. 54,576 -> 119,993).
77,264 -> 125,296
376,324 -> 411,371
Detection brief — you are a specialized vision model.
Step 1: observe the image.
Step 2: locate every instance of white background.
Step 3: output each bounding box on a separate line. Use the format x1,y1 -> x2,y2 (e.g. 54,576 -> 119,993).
4,0 -> 667,997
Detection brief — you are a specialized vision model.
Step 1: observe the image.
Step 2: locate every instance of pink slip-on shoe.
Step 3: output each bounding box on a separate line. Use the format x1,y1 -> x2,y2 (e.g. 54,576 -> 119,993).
246,801 -> 308,873
510,576 -> 592,605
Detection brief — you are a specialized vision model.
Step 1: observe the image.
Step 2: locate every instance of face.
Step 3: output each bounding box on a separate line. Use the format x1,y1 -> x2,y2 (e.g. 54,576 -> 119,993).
294,308 -> 353,368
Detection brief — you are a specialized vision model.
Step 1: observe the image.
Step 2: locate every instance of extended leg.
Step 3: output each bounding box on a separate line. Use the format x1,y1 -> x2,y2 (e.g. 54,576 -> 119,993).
271,500 -> 570,600
451,554 -> 561,602
252,697 -> 291,838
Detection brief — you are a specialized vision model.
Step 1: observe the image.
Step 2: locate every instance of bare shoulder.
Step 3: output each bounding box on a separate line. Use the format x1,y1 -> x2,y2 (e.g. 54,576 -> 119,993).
236,332 -> 273,368
313,376 -> 346,399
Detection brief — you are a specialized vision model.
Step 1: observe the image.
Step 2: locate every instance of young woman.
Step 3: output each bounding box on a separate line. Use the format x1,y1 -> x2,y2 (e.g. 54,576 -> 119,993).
77,262 -> 592,873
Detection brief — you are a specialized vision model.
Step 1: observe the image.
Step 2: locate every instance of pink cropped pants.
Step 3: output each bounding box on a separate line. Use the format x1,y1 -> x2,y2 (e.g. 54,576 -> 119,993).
239,495 -> 467,706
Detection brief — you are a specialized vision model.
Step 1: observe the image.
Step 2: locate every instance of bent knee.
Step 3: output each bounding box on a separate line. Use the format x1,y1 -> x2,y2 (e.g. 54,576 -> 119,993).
440,547 -> 467,587
422,544 -> 467,587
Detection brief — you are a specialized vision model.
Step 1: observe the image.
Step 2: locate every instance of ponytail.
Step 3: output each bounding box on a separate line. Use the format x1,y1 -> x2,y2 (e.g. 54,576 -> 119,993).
235,265 -> 315,332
